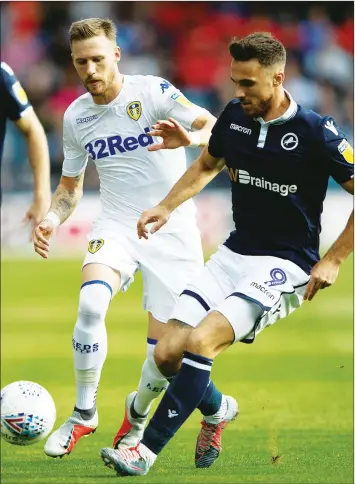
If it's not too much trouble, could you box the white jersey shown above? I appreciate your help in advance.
[62,75,207,231]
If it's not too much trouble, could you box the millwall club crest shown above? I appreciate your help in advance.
[88,239,104,254]
[127,101,142,121]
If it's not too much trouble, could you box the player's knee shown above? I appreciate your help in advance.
[154,338,184,377]
[77,282,112,327]
[154,343,183,377]
[185,328,208,355]
[153,319,194,377]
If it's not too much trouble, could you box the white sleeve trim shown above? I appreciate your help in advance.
[19,105,33,118]
[62,159,88,177]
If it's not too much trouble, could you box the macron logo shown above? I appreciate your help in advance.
[168,409,178,418]
[230,123,251,135]
[228,168,298,197]
[324,120,338,136]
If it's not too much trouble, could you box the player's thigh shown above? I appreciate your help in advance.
[82,263,122,295]
[169,245,240,329]
[186,310,236,359]
[217,255,309,343]
[83,223,139,297]
[147,312,169,341]
[140,230,204,324]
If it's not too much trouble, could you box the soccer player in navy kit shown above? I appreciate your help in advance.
[100,32,354,476]
[0,62,50,228]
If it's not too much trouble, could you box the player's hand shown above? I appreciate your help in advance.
[147,118,192,151]
[137,205,171,239]
[303,258,340,301]
[23,196,50,241]
[33,219,56,259]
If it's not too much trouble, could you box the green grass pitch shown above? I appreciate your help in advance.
[1,256,353,483]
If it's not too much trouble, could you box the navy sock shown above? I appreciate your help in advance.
[197,380,222,416]
[142,351,212,455]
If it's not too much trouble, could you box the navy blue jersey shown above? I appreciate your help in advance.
[0,62,32,160]
[208,93,354,274]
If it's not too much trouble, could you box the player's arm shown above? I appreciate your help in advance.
[14,110,51,224]
[304,120,354,301]
[137,149,225,238]
[304,179,353,301]
[33,173,85,259]
[33,109,88,258]
[320,178,353,263]
[47,172,85,224]
[2,62,51,227]
[148,113,216,152]
[148,77,216,151]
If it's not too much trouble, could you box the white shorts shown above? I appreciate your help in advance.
[170,245,310,343]
[82,217,204,323]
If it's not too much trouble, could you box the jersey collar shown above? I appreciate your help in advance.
[254,90,297,126]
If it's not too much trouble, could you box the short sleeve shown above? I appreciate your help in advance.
[0,62,32,121]
[61,111,88,177]
[149,77,208,130]
[207,103,231,159]
[320,116,354,184]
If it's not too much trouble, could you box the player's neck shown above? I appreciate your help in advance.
[262,89,290,123]
[92,72,124,105]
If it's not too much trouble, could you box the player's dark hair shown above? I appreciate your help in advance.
[229,32,286,67]
[69,18,117,45]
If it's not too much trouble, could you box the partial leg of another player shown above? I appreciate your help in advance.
[101,299,261,476]
[100,249,309,475]
[112,313,169,448]
[112,235,236,454]
[44,263,121,458]
[154,318,239,468]
[112,314,229,450]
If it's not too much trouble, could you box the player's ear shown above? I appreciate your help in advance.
[273,71,284,87]
[115,46,121,63]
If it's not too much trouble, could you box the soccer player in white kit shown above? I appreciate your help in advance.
[33,18,233,458]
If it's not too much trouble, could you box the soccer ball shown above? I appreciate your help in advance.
[1,381,56,446]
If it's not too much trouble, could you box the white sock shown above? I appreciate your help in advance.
[133,340,168,416]
[204,394,228,424]
[73,281,111,411]
[75,368,100,411]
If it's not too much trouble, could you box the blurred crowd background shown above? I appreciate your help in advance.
[1,1,353,192]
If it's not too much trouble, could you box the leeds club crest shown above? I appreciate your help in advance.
[127,101,142,121]
[88,239,104,254]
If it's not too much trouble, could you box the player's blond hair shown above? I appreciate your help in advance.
[69,18,117,45]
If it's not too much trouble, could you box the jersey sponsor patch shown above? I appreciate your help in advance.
[171,92,192,108]
[88,239,104,254]
[338,139,353,164]
[84,127,153,160]
[12,81,28,105]
[228,168,298,197]
[127,101,142,121]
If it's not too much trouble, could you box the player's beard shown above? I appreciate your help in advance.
[84,70,115,98]
[241,96,273,118]
[85,79,107,97]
